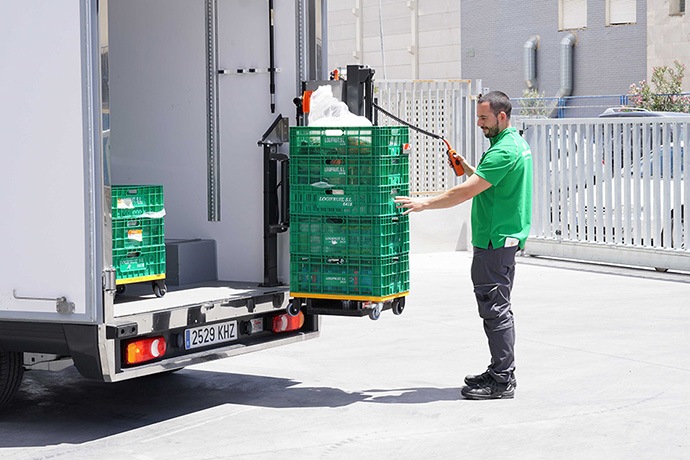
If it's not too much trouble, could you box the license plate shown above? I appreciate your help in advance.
[185,320,238,350]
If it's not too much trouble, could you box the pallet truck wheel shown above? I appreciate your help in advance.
[287,301,300,317]
[369,306,381,321]
[153,283,167,298]
[116,285,126,295]
[392,297,405,315]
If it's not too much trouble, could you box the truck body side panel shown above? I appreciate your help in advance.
[0,1,100,323]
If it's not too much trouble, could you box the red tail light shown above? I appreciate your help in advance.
[272,311,305,333]
[125,336,167,365]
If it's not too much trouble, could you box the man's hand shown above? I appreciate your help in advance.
[394,196,425,215]
[448,153,475,177]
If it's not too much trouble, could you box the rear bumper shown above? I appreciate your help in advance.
[104,329,320,382]
[1,285,321,381]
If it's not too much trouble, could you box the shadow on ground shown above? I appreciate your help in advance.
[0,366,460,448]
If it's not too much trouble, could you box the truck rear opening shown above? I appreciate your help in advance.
[97,0,320,380]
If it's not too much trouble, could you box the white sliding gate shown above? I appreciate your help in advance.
[521,117,690,272]
[374,80,484,195]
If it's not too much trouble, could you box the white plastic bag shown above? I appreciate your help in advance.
[308,85,372,127]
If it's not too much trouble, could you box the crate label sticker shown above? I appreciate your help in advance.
[325,275,347,285]
[117,197,145,208]
[323,165,346,176]
[127,229,143,242]
[324,236,347,246]
[120,258,145,271]
[318,196,353,208]
[117,198,134,209]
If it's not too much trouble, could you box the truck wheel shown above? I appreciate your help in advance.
[0,351,24,410]
[116,285,126,295]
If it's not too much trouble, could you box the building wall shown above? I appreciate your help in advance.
[460,0,648,100]
[327,0,461,80]
[648,0,690,92]
[328,1,689,98]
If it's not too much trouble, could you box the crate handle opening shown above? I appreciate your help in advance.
[324,129,344,137]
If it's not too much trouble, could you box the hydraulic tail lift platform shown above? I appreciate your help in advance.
[280,65,464,321]
[286,65,410,321]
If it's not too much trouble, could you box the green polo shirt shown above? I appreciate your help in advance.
[471,127,533,249]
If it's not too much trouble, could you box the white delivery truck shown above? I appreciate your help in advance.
[0,0,332,408]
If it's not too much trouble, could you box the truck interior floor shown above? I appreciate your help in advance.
[113,282,289,318]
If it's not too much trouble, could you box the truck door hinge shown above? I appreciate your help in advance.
[103,268,117,292]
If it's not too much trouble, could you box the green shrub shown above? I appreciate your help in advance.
[519,88,551,117]
[628,61,690,112]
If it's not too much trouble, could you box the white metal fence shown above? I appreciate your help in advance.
[521,117,690,272]
[374,80,484,195]
[373,81,690,271]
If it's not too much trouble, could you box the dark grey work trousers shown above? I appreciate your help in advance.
[471,244,519,384]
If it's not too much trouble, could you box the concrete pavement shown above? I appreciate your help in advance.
[1,251,689,459]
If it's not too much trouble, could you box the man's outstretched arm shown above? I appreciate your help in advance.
[394,174,491,215]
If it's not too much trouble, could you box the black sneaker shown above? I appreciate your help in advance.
[464,371,517,389]
[461,377,515,400]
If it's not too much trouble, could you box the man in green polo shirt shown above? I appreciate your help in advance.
[394,91,532,400]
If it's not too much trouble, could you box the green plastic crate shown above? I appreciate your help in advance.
[289,126,409,158]
[290,183,408,217]
[112,217,165,250]
[112,185,164,219]
[114,244,166,282]
[290,154,408,187]
[290,253,409,298]
[290,214,409,257]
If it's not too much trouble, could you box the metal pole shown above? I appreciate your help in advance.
[268,0,276,113]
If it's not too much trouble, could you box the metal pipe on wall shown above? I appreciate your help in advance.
[557,33,576,98]
[549,32,576,117]
[523,36,539,90]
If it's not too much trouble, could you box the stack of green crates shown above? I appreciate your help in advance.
[289,126,410,301]
[111,185,166,287]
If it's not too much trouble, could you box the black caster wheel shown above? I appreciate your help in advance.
[392,297,405,315]
[287,300,301,317]
[153,282,167,298]
[116,285,126,295]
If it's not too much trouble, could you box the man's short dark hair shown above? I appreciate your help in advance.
[478,91,512,119]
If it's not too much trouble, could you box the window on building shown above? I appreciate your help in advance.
[607,0,636,25]
[559,0,587,30]
[670,0,686,15]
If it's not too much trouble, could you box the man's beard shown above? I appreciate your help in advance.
[483,125,500,138]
